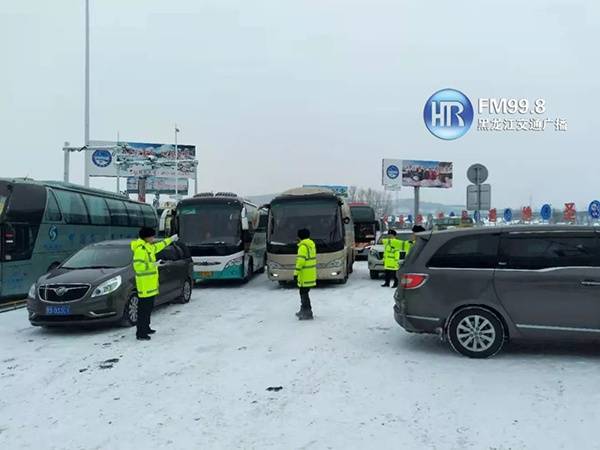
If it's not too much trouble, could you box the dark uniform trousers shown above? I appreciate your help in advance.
[137,296,156,337]
[299,287,312,311]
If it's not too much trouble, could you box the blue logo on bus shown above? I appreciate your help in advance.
[49,225,58,241]
[91,150,112,167]
[386,165,400,179]
[423,88,473,140]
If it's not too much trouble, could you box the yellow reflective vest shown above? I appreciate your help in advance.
[382,237,403,270]
[131,237,173,298]
[294,238,317,288]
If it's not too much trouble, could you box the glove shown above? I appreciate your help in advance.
[170,234,179,242]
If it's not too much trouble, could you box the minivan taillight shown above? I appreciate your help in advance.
[400,273,428,290]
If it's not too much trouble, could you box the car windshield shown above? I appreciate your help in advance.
[62,246,132,269]
[270,199,342,245]
[178,202,242,245]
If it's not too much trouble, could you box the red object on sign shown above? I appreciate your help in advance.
[437,212,445,219]
[489,208,497,222]
[522,206,532,222]
[399,215,405,225]
[416,214,423,224]
[564,203,576,222]
[461,210,469,219]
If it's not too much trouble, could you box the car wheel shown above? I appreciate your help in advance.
[178,278,192,304]
[447,307,505,358]
[369,270,379,280]
[120,294,139,327]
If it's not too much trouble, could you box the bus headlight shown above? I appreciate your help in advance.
[92,276,122,298]
[28,283,37,299]
[224,257,243,269]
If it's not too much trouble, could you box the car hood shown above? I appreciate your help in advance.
[38,267,130,286]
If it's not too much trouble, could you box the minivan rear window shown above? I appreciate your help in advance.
[428,234,499,269]
[499,234,599,270]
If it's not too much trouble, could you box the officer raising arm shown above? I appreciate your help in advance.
[131,227,179,341]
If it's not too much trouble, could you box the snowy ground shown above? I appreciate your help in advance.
[1,262,599,450]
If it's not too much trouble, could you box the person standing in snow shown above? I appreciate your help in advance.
[294,228,317,320]
[131,227,179,340]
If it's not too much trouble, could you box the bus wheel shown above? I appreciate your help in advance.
[243,259,254,283]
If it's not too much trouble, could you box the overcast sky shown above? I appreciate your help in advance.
[1,0,598,209]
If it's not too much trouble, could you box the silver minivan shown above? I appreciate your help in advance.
[394,226,600,358]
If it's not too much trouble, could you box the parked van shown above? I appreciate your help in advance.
[395,225,600,358]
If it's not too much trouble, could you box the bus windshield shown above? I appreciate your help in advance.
[178,203,242,245]
[270,199,342,245]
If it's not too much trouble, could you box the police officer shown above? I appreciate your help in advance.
[294,228,317,320]
[131,227,179,340]
[381,229,402,288]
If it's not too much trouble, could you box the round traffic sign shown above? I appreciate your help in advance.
[467,163,488,185]
[588,200,600,219]
[503,208,513,222]
[540,204,552,221]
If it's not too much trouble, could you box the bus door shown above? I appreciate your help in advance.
[1,222,37,298]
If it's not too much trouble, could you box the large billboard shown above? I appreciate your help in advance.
[86,140,196,179]
[126,176,189,195]
[381,159,402,190]
[401,160,453,188]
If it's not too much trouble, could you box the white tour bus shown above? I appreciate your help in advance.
[175,192,266,283]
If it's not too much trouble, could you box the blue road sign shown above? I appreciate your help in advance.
[588,200,600,219]
[540,204,552,221]
[503,208,513,222]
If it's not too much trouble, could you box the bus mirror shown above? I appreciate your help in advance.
[343,217,351,225]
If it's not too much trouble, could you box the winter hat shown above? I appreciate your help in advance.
[139,227,156,239]
[297,228,310,240]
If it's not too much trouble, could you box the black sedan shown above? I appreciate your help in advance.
[27,240,193,327]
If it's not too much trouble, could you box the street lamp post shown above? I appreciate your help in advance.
[84,0,90,187]
[174,125,180,198]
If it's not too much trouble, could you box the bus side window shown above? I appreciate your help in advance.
[53,190,90,224]
[105,199,129,226]
[45,189,63,222]
[124,202,144,227]
[82,195,110,225]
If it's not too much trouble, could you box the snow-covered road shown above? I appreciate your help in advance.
[1,262,599,450]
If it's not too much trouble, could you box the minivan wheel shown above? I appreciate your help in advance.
[447,307,505,359]
[120,294,139,327]
[178,278,192,304]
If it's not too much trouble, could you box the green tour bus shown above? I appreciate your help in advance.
[0,178,158,301]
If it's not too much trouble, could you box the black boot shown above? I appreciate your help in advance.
[147,329,157,334]
[136,335,151,341]
[297,308,314,320]
[381,282,390,287]
[391,282,398,288]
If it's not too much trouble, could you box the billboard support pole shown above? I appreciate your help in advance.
[413,186,420,219]
[63,145,70,183]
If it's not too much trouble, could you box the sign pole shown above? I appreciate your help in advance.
[83,0,90,187]
[63,143,70,182]
[413,186,420,219]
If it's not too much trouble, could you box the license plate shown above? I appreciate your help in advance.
[46,305,71,315]
[199,272,213,278]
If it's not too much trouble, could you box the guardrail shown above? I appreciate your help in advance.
[0,299,26,314]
